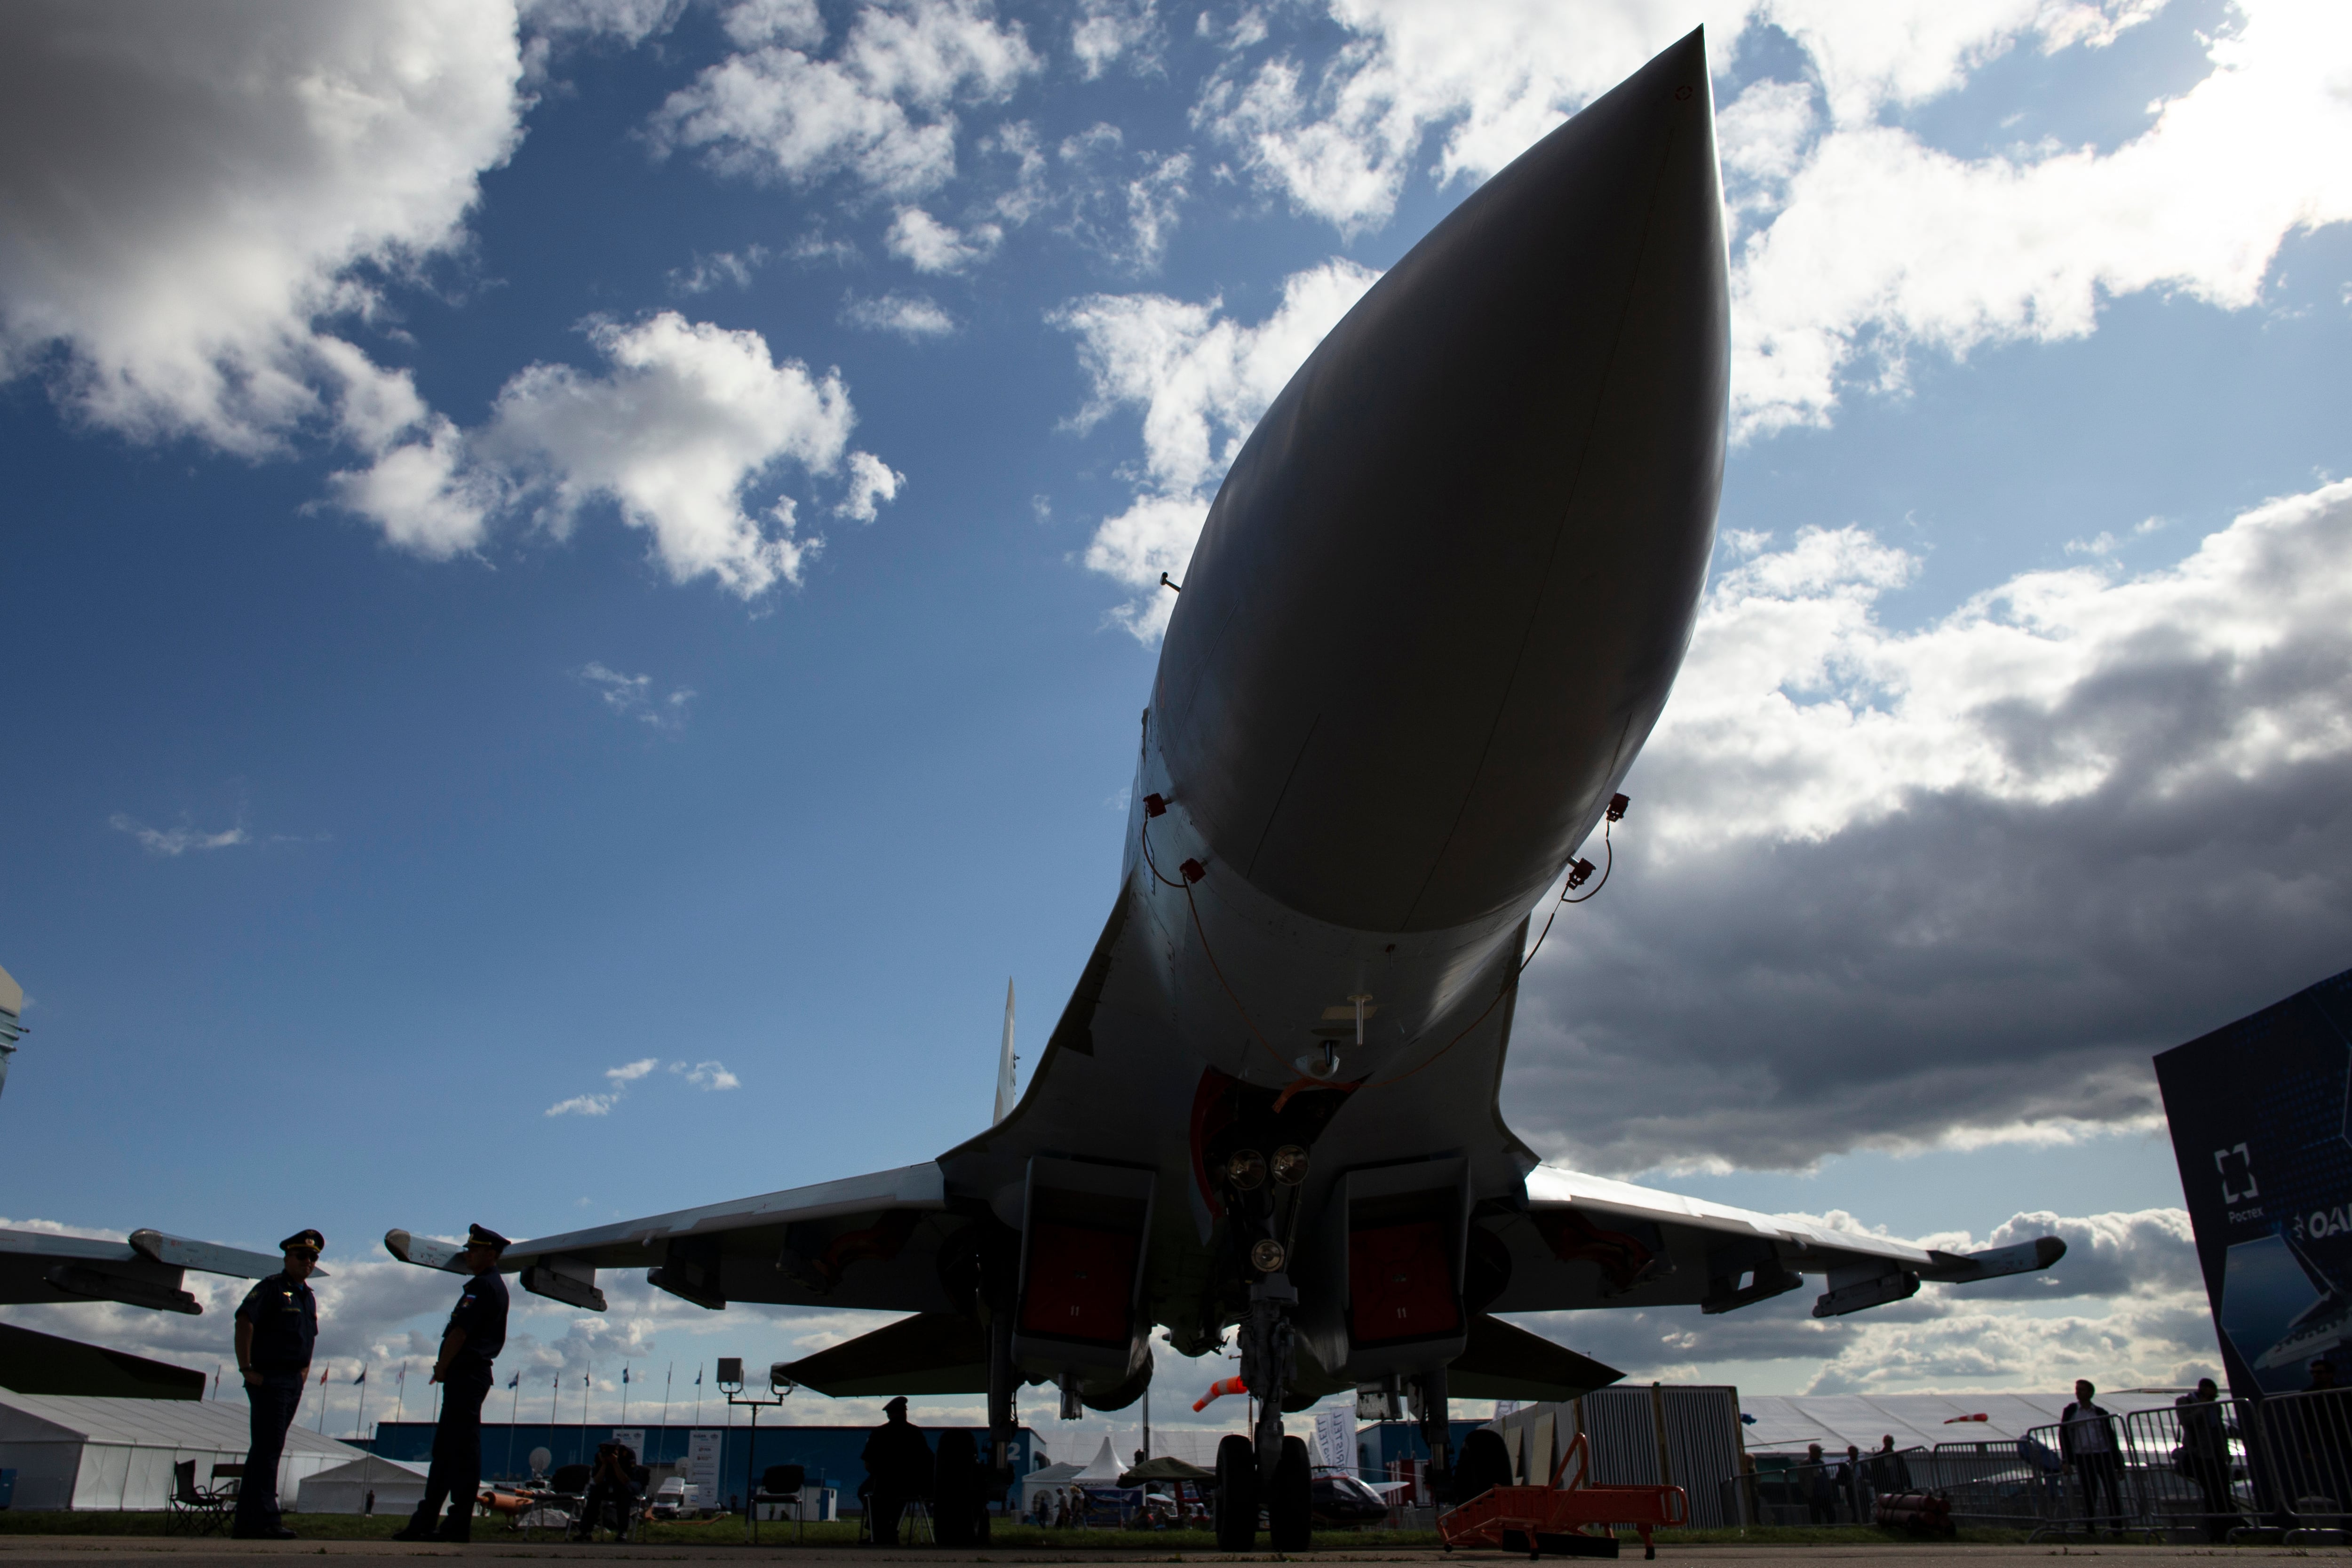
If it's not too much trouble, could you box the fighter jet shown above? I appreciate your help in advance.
[388,30,2063,1548]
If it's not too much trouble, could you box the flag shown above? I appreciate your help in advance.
[318,1368,329,1386]
[508,1371,519,1389]
[353,1368,366,1385]
[583,1372,590,1386]
[622,1367,630,1384]
[695,1369,702,1385]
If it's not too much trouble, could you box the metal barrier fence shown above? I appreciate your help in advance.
[1723,1449,2043,1530]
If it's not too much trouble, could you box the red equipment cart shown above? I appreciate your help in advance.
[1438,1432,1687,1560]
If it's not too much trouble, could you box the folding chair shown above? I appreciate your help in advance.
[753,1465,808,1544]
[166,1459,233,1535]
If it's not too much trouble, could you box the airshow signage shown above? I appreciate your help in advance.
[2156,965,2352,1398]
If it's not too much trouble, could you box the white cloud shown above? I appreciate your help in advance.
[885,206,1002,272]
[1053,259,1379,636]
[1191,0,1745,235]
[1056,128,1192,271]
[606,1057,660,1084]
[837,450,906,521]
[650,0,1039,200]
[842,290,959,338]
[483,312,858,596]
[671,1059,742,1090]
[1071,0,1159,80]
[522,0,687,46]
[1732,1,2352,437]
[667,247,772,294]
[108,814,248,857]
[545,1092,619,1117]
[580,662,695,729]
[1503,477,2352,1172]
[1187,3,2350,437]
[0,0,524,455]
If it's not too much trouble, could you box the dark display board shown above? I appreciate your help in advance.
[2156,966,2352,1398]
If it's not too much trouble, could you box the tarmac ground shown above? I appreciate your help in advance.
[0,1543,2344,1568]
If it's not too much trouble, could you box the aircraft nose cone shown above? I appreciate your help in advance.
[1154,28,1727,934]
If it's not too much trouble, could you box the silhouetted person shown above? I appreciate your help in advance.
[2178,1377,2240,1543]
[1803,1444,1837,1525]
[395,1226,509,1542]
[1869,1436,1912,1496]
[574,1437,641,1542]
[2060,1378,2124,1536]
[231,1229,322,1540]
[861,1395,931,1545]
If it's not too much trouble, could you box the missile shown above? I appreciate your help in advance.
[1156,27,1726,937]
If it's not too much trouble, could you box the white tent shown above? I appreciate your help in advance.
[1072,1435,1123,1484]
[0,1393,363,1511]
[1016,1461,1085,1518]
[296,1455,428,1515]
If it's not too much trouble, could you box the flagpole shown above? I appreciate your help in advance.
[622,1366,630,1424]
[664,1363,674,1435]
[396,1363,407,1425]
[694,1366,702,1427]
[357,1368,368,1442]
[581,1369,591,1467]
[506,1373,521,1482]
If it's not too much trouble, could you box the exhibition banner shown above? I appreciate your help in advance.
[2156,965,2352,1398]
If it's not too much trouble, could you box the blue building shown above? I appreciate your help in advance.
[361,1422,1045,1512]
[1355,1419,1490,1481]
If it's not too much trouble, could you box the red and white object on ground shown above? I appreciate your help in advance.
[1436,1432,1687,1561]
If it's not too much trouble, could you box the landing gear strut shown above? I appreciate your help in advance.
[1414,1367,1453,1505]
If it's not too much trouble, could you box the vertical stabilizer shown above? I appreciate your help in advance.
[993,978,1017,1124]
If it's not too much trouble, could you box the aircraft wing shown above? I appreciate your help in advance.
[385,1162,957,1315]
[1483,1165,2065,1320]
[0,1227,302,1315]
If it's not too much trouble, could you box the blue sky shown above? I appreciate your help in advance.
[3,0,2349,1440]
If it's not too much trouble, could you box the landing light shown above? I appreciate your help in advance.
[1271,1146,1309,1186]
[1226,1150,1266,1189]
[1250,1239,1286,1273]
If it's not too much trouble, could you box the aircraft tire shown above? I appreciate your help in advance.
[1214,1434,1260,1552]
[1267,1434,1313,1551]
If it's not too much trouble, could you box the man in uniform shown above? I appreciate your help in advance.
[231,1229,322,1539]
[860,1395,932,1545]
[395,1225,509,1542]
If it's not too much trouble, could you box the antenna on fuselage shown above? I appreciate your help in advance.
[993,978,1017,1124]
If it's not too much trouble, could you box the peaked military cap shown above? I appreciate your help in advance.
[883,1395,909,1413]
[280,1229,325,1255]
[467,1223,511,1251]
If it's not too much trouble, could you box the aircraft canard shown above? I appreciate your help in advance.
[386,27,2066,1533]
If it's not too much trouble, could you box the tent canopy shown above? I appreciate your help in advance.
[1072,1436,1122,1484]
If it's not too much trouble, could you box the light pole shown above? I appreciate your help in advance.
[717,1358,794,1544]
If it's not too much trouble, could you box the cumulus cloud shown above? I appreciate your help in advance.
[1053,259,1378,636]
[335,311,897,597]
[0,1,523,455]
[1188,1,2350,435]
[1503,478,2352,1173]
[842,290,959,338]
[885,205,1002,271]
[1731,1,2352,436]
[837,450,906,521]
[1055,127,1191,271]
[108,814,248,857]
[650,0,1039,200]
[1510,1207,2217,1394]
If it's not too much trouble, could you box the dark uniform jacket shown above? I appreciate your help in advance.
[235,1271,318,1374]
[445,1269,508,1380]
[861,1417,933,1498]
